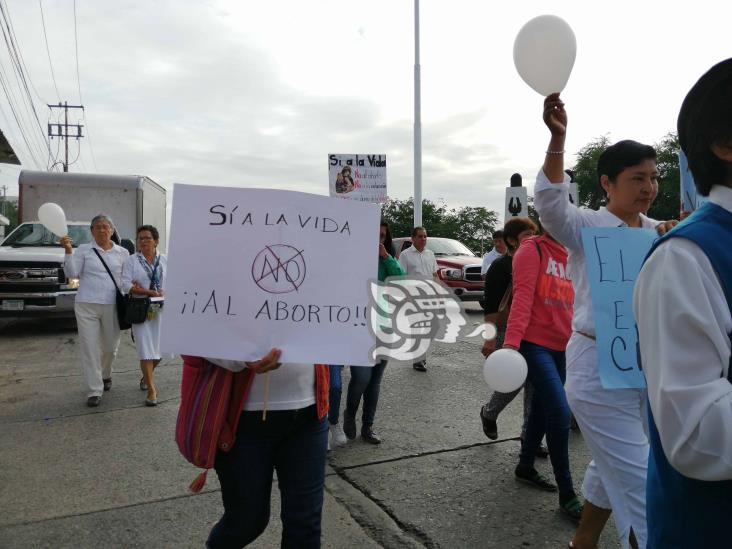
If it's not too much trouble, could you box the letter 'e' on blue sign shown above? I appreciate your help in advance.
[581,227,658,389]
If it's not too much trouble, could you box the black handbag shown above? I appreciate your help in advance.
[93,248,132,330]
[124,295,150,324]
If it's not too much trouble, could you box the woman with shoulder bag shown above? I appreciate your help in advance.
[121,225,167,407]
[61,214,130,407]
[479,217,541,445]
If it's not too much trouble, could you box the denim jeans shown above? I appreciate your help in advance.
[518,341,573,494]
[345,360,387,428]
[207,405,328,549]
[328,365,343,425]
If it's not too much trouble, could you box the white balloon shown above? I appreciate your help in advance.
[513,15,577,96]
[483,348,528,393]
[38,202,68,238]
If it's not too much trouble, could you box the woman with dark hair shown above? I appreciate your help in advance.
[634,58,732,547]
[534,95,676,549]
[342,220,404,444]
[121,225,166,406]
[480,218,542,447]
[501,226,580,521]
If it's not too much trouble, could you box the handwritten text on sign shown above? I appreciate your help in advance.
[160,184,380,365]
[581,228,658,389]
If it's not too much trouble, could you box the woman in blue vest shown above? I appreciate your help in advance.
[634,58,732,548]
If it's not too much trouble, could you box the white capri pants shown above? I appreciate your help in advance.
[564,333,648,549]
[75,302,121,397]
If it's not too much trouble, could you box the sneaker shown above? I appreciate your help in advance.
[343,413,357,440]
[102,378,112,391]
[87,396,101,407]
[559,495,583,523]
[412,361,427,372]
[480,405,498,440]
[514,465,557,492]
[329,423,348,447]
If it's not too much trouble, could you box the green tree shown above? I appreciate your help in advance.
[570,134,680,220]
[572,135,610,209]
[649,133,681,221]
[444,206,498,254]
[1,199,18,235]
[380,198,498,253]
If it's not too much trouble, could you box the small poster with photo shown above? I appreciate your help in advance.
[328,154,387,203]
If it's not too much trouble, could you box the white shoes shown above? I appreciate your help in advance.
[329,423,348,448]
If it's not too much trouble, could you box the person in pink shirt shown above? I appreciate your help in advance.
[502,230,581,522]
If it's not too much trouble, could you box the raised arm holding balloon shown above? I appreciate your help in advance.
[533,97,674,549]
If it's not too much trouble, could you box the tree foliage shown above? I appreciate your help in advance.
[571,133,681,221]
[0,199,18,236]
[380,198,499,254]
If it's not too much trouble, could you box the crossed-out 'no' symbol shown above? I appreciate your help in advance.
[251,244,307,294]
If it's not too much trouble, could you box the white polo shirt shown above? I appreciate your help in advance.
[398,245,438,277]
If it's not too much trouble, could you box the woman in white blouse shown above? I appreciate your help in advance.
[61,214,130,407]
[534,95,676,549]
[121,225,166,406]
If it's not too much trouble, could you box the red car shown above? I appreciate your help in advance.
[391,236,484,301]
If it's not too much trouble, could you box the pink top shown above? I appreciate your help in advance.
[504,235,574,352]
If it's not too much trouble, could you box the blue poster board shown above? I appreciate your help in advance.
[679,150,708,213]
[581,227,658,389]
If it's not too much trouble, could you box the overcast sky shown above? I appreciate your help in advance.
[0,0,729,219]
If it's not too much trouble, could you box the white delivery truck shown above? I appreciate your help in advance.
[0,170,166,316]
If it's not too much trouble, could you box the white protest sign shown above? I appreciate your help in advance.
[329,154,387,203]
[504,187,528,221]
[160,184,380,365]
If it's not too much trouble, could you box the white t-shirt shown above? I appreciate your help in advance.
[480,248,503,278]
[206,359,315,411]
[398,245,438,277]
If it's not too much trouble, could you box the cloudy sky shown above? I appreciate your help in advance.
[0,0,729,219]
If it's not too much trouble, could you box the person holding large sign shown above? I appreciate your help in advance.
[533,95,676,549]
[634,58,732,548]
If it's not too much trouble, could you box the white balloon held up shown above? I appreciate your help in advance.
[513,15,576,96]
[38,202,68,238]
[483,348,528,393]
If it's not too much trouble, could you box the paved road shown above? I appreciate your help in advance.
[0,307,620,548]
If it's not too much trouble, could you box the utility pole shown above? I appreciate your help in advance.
[47,102,84,172]
[413,0,422,228]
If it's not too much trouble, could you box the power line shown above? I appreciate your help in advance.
[73,0,97,171]
[0,0,50,167]
[48,101,84,172]
[38,0,60,101]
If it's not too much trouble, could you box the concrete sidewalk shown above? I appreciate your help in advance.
[0,315,621,548]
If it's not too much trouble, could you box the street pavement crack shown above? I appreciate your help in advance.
[0,489,221,529]
[330,465,437,549]
[335,438,519,472]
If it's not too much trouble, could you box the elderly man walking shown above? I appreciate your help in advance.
[398,226,438,372]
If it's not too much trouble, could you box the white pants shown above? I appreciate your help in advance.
[565,333,648,549]
[75,302,121,397]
